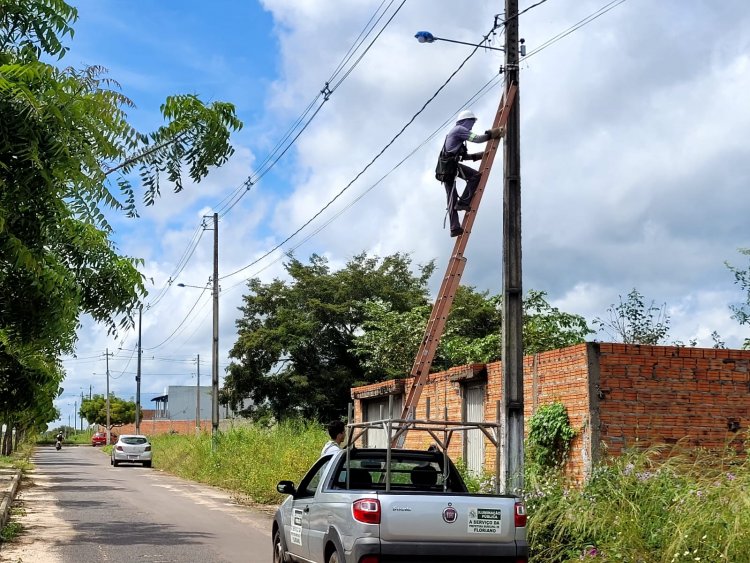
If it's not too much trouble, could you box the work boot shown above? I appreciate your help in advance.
[450,227,464,237]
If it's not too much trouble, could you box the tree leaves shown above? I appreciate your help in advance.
[0,0,242,439]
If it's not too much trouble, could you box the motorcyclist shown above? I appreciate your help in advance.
[56,431,63,443]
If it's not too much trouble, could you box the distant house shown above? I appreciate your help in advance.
[113,385,251,436]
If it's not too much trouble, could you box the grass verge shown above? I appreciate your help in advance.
[150,419,326,505]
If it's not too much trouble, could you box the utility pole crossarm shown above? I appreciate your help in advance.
[393,84,517,447]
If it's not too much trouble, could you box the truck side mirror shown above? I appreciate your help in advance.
[277,480,297,495]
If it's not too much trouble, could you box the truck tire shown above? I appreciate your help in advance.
[327,550,340,563]
[273,529,287,563]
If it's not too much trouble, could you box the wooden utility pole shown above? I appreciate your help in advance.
[501,0,524,493]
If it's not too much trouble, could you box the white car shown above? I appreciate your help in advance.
[111,434,152,468]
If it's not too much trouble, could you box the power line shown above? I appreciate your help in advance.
[143,285,210,351]
[215,0,409,219]
[521,0,627,61]
[220,23,502,282]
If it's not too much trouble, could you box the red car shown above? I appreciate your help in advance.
[91,432,116,446]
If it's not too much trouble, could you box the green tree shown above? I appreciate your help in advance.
[0,0,242,444]
[79,394,136,429]
[593,289,670,345]
[353,288,592,376]
[224,253,434,422]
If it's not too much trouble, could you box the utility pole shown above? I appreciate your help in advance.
[501,0,524,494]
[210,212,220,450]
[74,401,77,433]
[196,353,201,434]
[105,348,112,445]
[136,305,143,434]
[80,391,84,431]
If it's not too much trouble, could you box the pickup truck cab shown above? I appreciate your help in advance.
[273,448,528,563]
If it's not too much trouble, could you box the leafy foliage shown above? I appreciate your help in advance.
[0,0,242,448]
[354,288,592,375]
[79,394,136,428]
[526,402,576,472]
[224,253,434,421]
[593,288,670,344]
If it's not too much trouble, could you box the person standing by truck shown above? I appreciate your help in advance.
[320,420,345,457]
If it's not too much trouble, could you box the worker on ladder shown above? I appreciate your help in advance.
[435,110,504,237]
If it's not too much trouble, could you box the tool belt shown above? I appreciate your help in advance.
[435,142,466,182]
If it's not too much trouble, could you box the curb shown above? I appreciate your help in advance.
[0,469,22,529]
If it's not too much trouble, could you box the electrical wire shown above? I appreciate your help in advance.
[215,0,409,219]
[143,285,210,351]
[220,74,506,296]
[220,22,501,282]
[110,344,136,379]
[143,223,206,310]
[139,0,623,353]
[521,0,627,61]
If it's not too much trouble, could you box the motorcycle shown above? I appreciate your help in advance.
[55,436,63,450]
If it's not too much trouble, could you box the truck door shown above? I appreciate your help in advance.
[288,456,331,560]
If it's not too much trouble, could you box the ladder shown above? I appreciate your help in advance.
[392,82,517,447]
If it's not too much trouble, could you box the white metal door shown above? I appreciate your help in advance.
[464,385,485,475]
[364,396,401,448]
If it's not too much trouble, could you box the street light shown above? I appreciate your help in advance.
[177,278,219,451]
[414,30,504,52]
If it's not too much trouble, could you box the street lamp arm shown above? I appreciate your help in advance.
[414,31,504,52]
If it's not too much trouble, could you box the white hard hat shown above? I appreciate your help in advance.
[456,109,477,122]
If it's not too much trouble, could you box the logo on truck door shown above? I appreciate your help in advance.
[291,508,303,545]
[442,503,458,523]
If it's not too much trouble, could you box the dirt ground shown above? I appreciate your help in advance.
[0,474,72,563]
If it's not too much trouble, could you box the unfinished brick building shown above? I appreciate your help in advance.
[351,342,750,480]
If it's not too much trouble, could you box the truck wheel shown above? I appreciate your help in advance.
[327,550,340,563]
[273,529,287,563]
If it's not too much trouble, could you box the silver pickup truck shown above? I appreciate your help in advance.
[272,448,528,563]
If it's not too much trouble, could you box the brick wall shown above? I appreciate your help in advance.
[351,342,750,481]
[104,419,209,437]
[594,343,750,456]
[352,344,594,480]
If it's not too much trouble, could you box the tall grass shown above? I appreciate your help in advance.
[526,444,750,562]
[150,420,326,504]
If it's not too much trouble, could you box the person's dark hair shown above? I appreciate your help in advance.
[327,419,345,439]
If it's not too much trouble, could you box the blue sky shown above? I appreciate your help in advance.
[56,0,750,427]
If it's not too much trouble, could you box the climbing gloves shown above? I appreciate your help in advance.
[485,126,505,139]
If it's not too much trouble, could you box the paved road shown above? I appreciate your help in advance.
[0,445,274,563]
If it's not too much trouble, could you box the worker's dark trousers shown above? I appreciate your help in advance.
[443,164,480,233]
[457,163,480,205]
